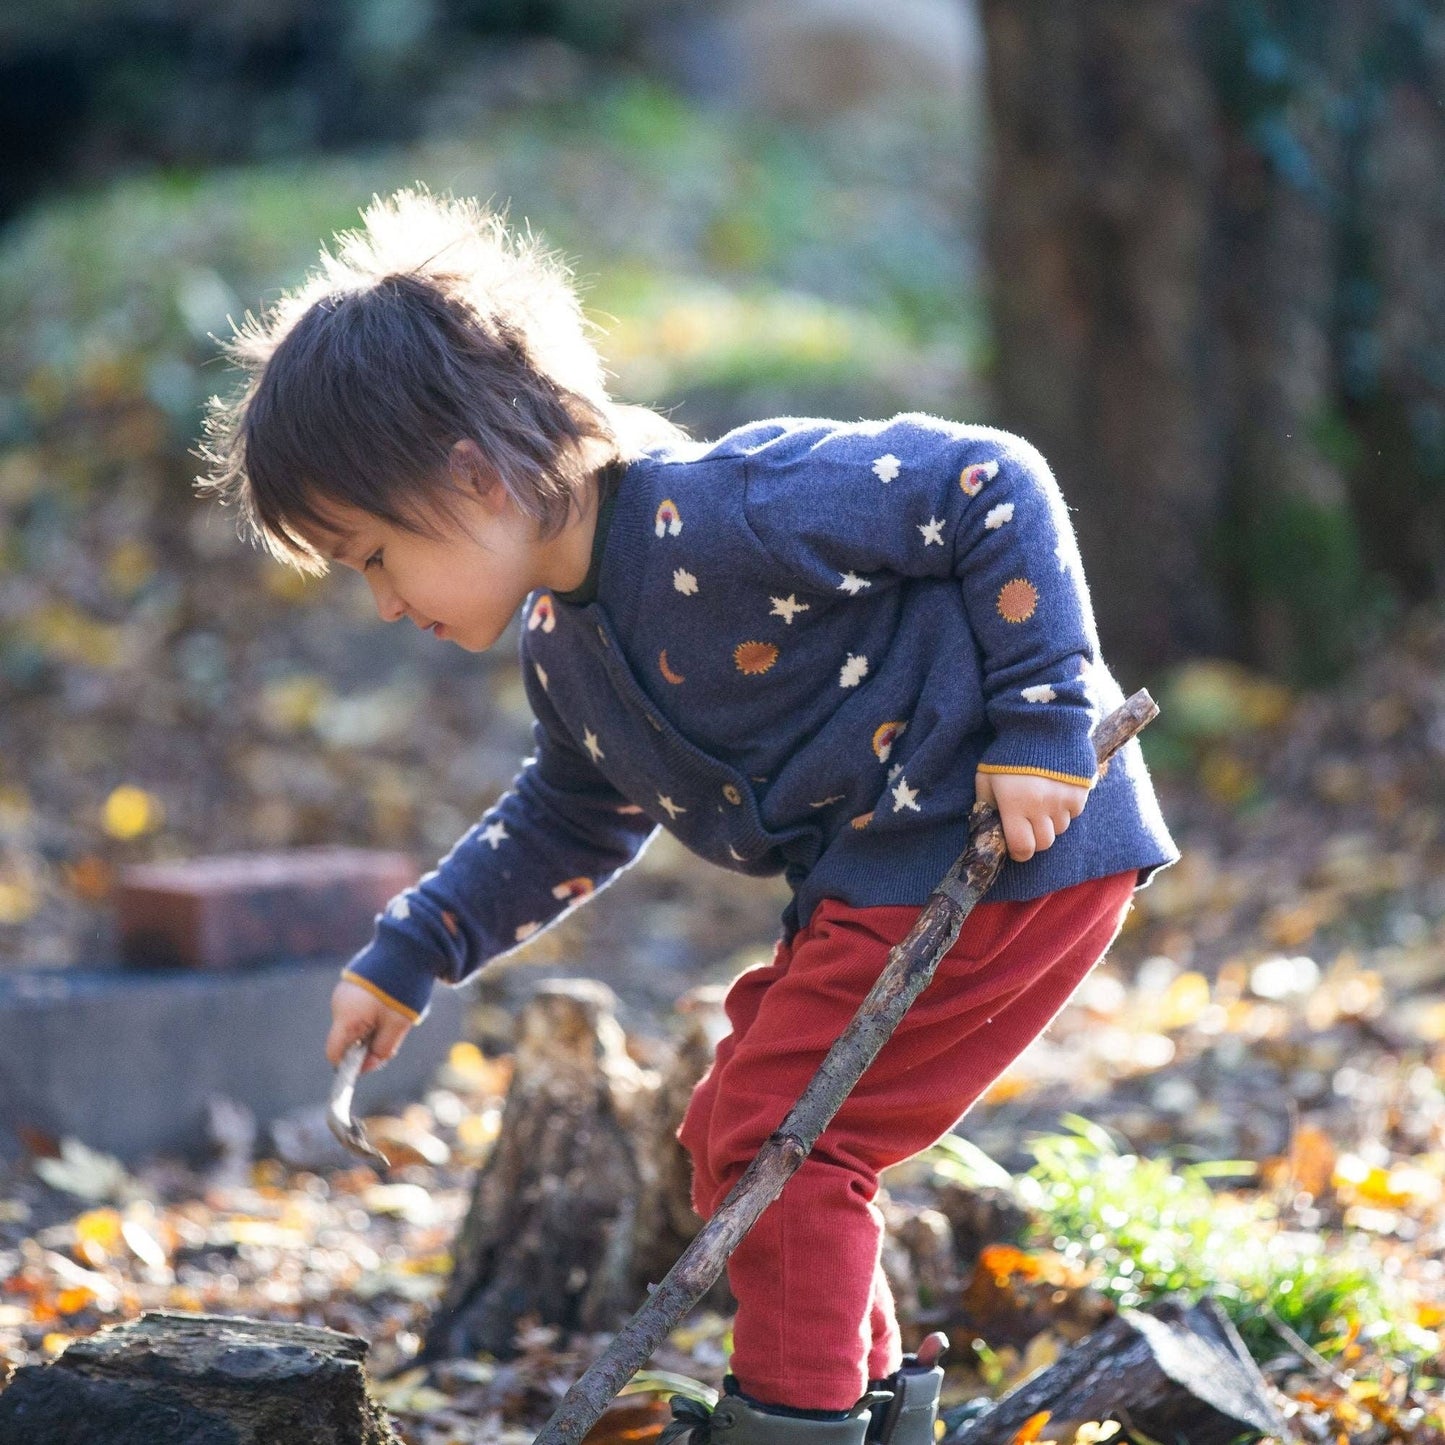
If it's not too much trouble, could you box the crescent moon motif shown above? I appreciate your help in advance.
[659,649,686,685]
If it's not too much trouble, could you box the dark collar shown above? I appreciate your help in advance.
[553,459,625,607]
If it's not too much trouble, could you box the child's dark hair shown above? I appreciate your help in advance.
[197,187,684,574]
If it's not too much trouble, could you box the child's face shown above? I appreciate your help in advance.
[304,483,554,653]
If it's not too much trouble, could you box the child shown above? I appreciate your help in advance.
[198,189,1177,1445]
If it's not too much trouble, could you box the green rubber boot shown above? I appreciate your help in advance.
[865,1333,949,1445]
[660,1379,885,1445]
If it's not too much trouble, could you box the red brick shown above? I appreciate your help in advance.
[116,848,416,971]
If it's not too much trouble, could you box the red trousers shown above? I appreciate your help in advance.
[677,869,1138,1411]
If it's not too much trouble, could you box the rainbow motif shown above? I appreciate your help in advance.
[527,593,556,632]
[551,877,596,902]
[960,459,999,496]
[871,721,908,763]
[655,499,683,537]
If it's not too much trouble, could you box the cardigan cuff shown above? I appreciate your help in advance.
[341,935,439,1022]
[977,724,1099,791]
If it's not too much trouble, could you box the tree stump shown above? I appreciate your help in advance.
[945,1296,1288,1445]
[0,1311,400,1445]
[422,979,728,1362]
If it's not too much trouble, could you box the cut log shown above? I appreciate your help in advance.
[0,1310,400,1445]
[943,1296,1289,1445]
[421,979,728,1362]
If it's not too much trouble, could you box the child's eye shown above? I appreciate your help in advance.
[363,549,383,570]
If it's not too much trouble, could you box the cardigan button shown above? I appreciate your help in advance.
[722,784,742,805]
[646,713,662,731]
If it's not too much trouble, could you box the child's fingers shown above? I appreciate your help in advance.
[360,1011,411,1074]
[325,1012,369,1068]
[1000,811,1037,863]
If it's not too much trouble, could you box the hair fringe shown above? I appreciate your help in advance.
[195,186,686,573]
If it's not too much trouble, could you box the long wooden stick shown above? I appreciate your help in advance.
[531,690,1160,1445]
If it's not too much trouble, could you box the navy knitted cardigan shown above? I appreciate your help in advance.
[344,414,1179,1020]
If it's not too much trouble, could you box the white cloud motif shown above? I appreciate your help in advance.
[674,568,698,595]
[872,454,901,483]
[839,654,869,688]
[386,895,411,921]
[985,503,1015,530]
[1021,684,1057,704]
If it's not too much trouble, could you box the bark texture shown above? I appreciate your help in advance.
[421,978,728,1362]
[945,1296,1287,1445]
[981,0,1445,679]
[0,1311,399,1445]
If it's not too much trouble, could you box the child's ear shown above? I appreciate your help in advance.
[449,439,505,509]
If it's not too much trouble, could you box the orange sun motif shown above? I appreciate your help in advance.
[997,578,1039,624]
[734,640,779,675]
[659,649,686,684]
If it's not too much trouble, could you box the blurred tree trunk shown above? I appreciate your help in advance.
[980,0,1445,682]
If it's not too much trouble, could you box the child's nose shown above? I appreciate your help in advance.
[366,573,407,624]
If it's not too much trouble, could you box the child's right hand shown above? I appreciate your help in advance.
[326,979,415,1074]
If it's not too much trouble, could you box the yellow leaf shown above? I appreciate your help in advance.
[105,539,156,596]
[73,1207,124,1265]
[1158,971,1211,1030]
[0,876,39,925]
[259,675,330,732]
[102,785,164,840]
[29,601,124,668]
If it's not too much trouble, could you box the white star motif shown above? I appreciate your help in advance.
[872,454,901,483]
[514,921,540,942]
[891,776,922,812]
[657,793,687,820]
[839,653,869,688]
[985,503,1015,530]
[1021,684,1057,704]
[386,894,411,921]
[770,594,810,624]
[534,662,549,690]
[673,568,698,596]
[480,819,509,849]
[582,728,604,763]
[918,516,945,546]
[838,571,871,595]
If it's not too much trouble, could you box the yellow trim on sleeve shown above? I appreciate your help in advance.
[340,970,423,1024]
[976,762,1096,789]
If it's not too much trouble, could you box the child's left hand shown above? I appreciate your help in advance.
[974,770,1090,863]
